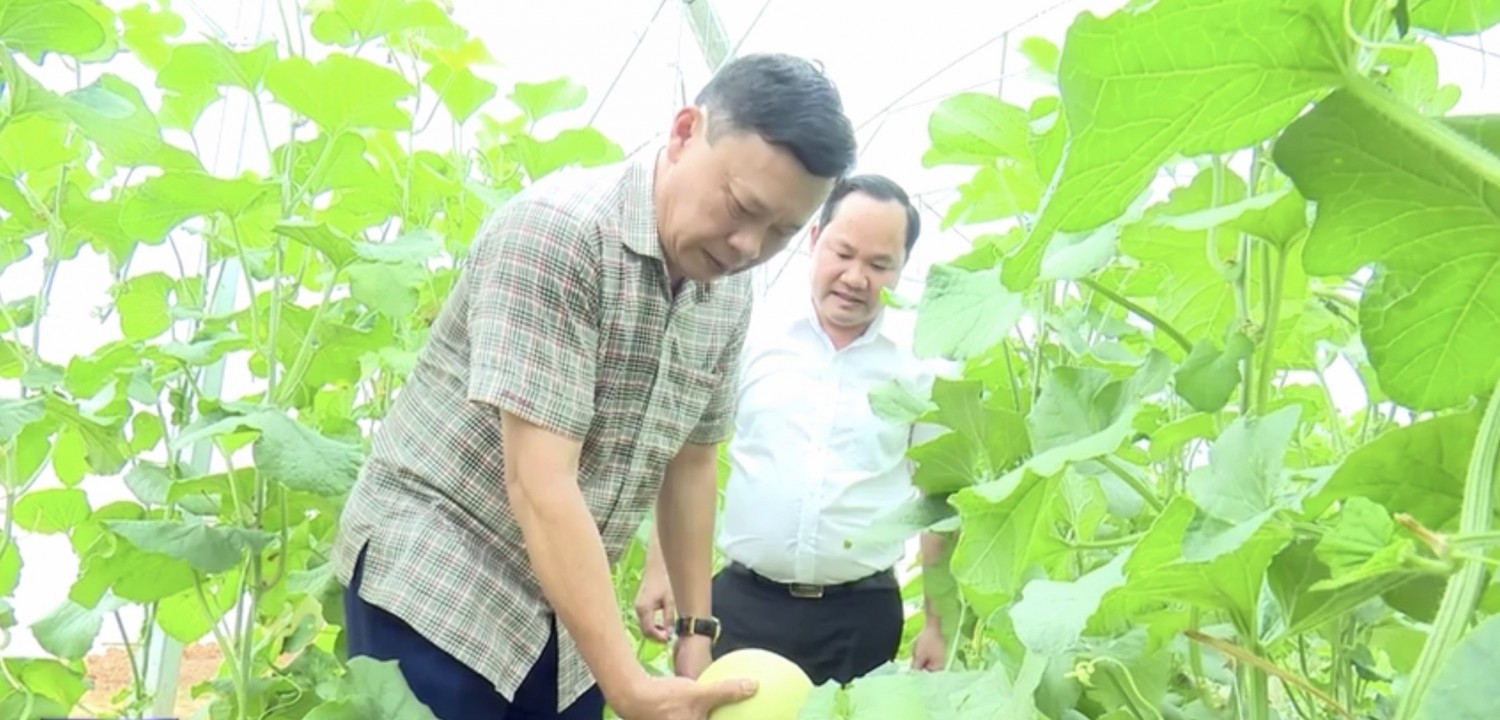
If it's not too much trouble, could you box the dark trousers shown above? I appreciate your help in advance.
[343,544,605,720]
[710,562,904,686]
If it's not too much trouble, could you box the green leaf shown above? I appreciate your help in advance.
[1408,0,1500,35]
[913,262,1024,361]
[1274,84,1500,411]
[0,542,19,596]
[62,74,194,169]
[348,261,423,317]
[509,78,587,123]
[1011,551,1129,656]
[276,220,359,269]
[266,54,416,133]
[424,61,496,124]
[113,271,176,341]
[949,472,1070,603]
[0,395,44,442]
[251,409,364,497]
[0,658,87,715]
[0,0,111,61]
[12,488,90,534]
[1187,404,1301,526]
[1107,496,1293,635]
[309,0,460,48]
[1418,612,1500,719]
[1302,392,1477,531]
[306,657,439,720]
[921,93,1034,167]
[1310,497,1410,591]
[845,495,957,549]
[104,519,277,574]
[355,229,444,264]
[158,39,277,93]
[511,127,624,180]
[1153,186,1309,250]
[868,376,938,425]
[119,3,184,69]
[1024,349,1172,477]
[1172,334,1253,412]
[1012,0,1350,291]
[31,595,126,660]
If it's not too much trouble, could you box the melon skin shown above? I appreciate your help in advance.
[697,648,814,720]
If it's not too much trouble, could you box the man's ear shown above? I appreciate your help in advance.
[807,222,822,249]
[665,106,703,160]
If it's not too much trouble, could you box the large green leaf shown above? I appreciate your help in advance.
[1011,551,1129,656]
[1303,410,1477,531]
[0,0,111,61]
[1181,404,1302,561]
[1274,83,1500,411]
[948,472,1070,605]
[105,519,277,574]
[1024,349,1171,477]
[1009,0,1353,290]
[266,53,416,133]
[1418,612,1500,719]
[1409,0,1500,34]
[912,262,1025,361]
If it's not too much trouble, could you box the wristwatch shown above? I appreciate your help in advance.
[674,616,721,644]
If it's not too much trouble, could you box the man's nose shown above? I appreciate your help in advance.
[726,230,763,264]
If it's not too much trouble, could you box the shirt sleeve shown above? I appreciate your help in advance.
[686,293,753,446]
[463,195,599,442]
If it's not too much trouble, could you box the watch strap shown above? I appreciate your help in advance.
[674,616,720,644]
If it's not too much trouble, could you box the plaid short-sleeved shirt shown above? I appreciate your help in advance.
[331,151,752,711]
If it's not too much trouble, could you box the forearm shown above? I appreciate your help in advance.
[655,446,718,618]
[504,422,644,697]
[919,531,947,625]
[643,522,667,578]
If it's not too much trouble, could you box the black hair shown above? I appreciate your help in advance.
[816,174,922,259]
[694,53,858,180]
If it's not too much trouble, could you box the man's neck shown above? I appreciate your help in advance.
[818,313,874,351]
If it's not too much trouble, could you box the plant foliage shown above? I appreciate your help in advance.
[3,1,1500,720]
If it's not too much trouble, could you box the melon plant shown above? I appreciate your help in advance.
[1,0,1500,720]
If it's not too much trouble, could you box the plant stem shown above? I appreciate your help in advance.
[1393,378,1500,720]
[1079,278,1194,354]
[1255,241,1286,413]
[1098,455,1164,513]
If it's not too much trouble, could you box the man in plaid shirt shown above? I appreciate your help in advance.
[331,53,858,720]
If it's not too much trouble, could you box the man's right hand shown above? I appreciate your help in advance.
[611,674,757,720]
[633,564,676,643]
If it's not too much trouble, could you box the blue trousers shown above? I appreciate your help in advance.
[342,544,606,719]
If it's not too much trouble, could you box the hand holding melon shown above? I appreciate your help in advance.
[697,648,814,720]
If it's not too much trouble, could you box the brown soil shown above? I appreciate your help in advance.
[80,642,223,718]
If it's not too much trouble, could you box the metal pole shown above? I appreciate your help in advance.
[682,0,733,72]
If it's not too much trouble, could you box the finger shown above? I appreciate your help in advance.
[699,678,758,707]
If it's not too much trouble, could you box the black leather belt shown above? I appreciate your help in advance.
[725,561,897,599]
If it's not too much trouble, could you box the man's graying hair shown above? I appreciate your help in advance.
[695,53,858,180]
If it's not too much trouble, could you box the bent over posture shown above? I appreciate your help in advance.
[331,54,857,720]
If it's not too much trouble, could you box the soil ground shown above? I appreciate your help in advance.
[80,642,221,718]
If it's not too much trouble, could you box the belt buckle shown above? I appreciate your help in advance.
[788,583,824,599]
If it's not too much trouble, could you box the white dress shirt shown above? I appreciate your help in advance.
[716,290,941,586]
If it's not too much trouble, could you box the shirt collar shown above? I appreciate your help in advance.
[614,148,713,302]
[790,293,892,351]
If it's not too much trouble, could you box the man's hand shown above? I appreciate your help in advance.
[672,635,713,679]
[633,563,676,643]
[613,674,756,720]
[911,621,946,671]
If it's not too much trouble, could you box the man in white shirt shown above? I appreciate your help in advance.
[632,174,948,687]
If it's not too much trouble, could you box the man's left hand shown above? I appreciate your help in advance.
[672,635,714,679]
[911,622,946,671]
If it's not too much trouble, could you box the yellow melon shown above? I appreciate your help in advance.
[697,648,814,720]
